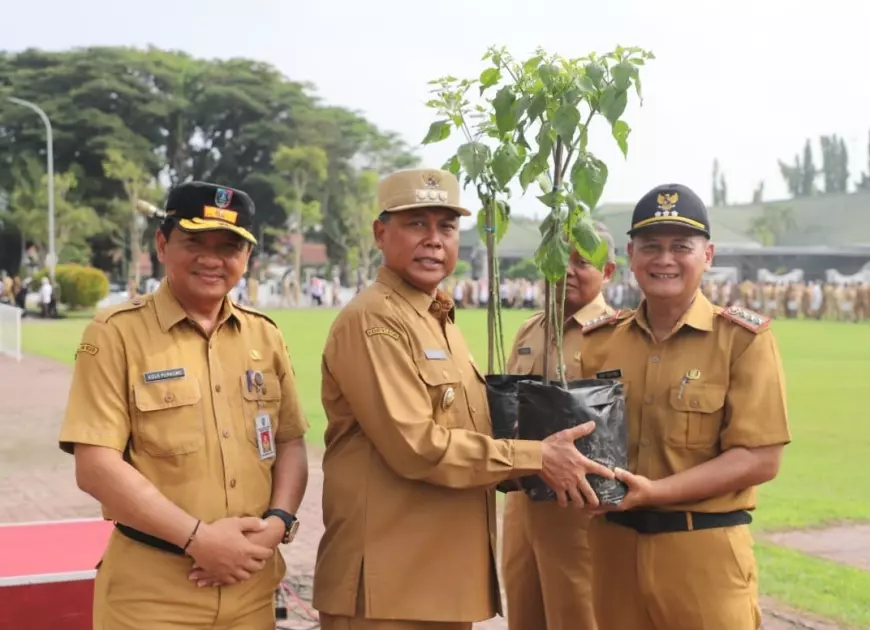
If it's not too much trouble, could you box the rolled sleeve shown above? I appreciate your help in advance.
[720,330,791,450]
[59,321,131,455]
[325,309,541,488]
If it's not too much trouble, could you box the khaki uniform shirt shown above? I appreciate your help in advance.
[507,293,611,380]
[59,280,308,524]
[313,267,543,623]
[579,293,791,514]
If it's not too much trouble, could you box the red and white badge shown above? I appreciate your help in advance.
[255,413,275,460]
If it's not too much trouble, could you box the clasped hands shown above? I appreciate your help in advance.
[185,516,285,588]
[539,420,655,512]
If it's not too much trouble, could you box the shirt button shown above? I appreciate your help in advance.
[690,400,700,408]
[222,430,230,438]
[644,395,654,404]
[229,479,237,488]
[215,384,222,393]
[164,393,174,403]
[470,406,477,413]
[650,356,660,363]
[640,437,650,446]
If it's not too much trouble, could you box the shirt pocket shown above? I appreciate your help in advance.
[415,357,464,429]
[666,383,726,449]
[239,371,283,448]
[133,379,204,456]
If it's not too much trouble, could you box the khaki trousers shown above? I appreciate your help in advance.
[589,516,762,630]
[501,491,596,630]
[92,529,282,629]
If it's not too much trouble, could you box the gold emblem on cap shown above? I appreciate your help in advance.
[441,387,456,410]
[656,192,679,212]
[422,171,442,188]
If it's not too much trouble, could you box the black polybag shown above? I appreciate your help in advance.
[485,374,542,493]
[516,378,628,506]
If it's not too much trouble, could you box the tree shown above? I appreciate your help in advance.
[8,156,101,266]
[423,45,652,381]
[819,134,849,194]
[747,205,796,246]
[102,149,161,288]
[751,181,764,204]
[778,139,818,198]
[271,144,329,304]
[857,131,870,191]
[711,159,728,206]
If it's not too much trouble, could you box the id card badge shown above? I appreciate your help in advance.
[255,413,276,460]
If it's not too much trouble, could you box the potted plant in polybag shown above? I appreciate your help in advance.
[423,45,653,504]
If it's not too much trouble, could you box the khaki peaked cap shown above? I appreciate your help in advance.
[377,168,471,217]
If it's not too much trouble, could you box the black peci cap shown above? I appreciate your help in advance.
[627,183,710,238]
[163,181,257,245]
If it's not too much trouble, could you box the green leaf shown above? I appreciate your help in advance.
[519,154,549,192]
[523,55,543,73]
[612,120,631,158]
[457,142,491,181]
[585,62,605,88]
[570,216,610,271]
[526,91,547,122]
[600,87,628,124]
[536,172,553,194]
[536,122,554,159]
[493,86,518,135]
[535,219,571,282]
[491,141,527,188]
[552,105,580,146]
[612,61,633,91]
[422,120,451,145]
[538,63,561,90]
[477,200,509,244]
[570,154,609,211]
[479,67,501,92]
[442,154,461,176]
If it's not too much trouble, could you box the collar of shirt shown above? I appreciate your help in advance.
[632,290,716,338]
[153,279,240,333]
[375,267,456,322]
[534,293,610,330]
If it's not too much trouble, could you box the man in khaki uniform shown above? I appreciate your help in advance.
[59,182,310,629]
[577,184,791,630]
[501,227,618,630]
[313,168,615,630]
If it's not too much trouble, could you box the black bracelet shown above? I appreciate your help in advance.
[182,519,201,553]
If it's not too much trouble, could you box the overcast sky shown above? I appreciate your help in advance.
[5,0,870,226]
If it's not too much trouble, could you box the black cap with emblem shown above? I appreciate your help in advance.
[162,181,257,245]
[627,183,710,239]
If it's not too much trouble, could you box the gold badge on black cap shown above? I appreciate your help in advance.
[656,192,679,213]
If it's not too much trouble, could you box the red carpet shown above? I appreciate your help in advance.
[0,519,112,580]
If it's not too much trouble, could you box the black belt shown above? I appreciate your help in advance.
[114,523,187,556]
[605,509,751,534]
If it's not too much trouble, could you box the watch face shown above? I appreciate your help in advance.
[284,519,300,544]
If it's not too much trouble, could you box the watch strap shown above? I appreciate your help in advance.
[262,509,299,543]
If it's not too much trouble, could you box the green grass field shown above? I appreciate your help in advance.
[22,310,870,628]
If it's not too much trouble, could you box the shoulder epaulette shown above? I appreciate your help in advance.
[93,295,149,324]
[581,309,632,334]
[718,305,771,333]
[233,302,279,328]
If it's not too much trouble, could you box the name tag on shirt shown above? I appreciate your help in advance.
[517,347,532,355]
[255,413,276,460]
[143,368,186,383]
[596,369,623,380]
[424,349,448,360]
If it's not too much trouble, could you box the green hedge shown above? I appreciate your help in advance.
[29,264,110,309]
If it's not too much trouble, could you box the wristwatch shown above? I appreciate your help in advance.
[263,509,299,544]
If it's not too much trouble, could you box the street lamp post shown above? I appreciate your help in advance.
[7,97,56,284]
